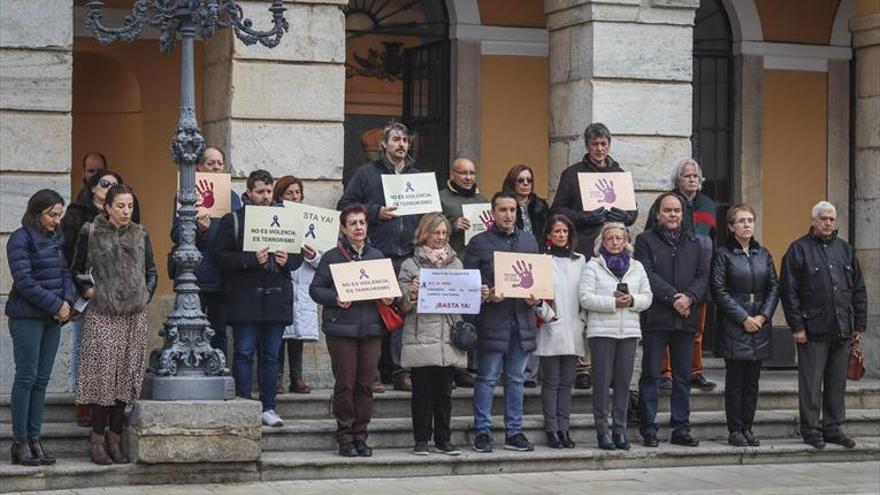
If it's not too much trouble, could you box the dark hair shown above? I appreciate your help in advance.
[651,191,684,218]
[544,214,579,259]
[583,122,612,144]
[339,204,369,225]
[198,146,225,166]
[246,169,274,191]
[491,191,518,210]
[82,170,124,205]
[22,189,65,232]
[501,163,535,196]
[273,175,304,203]
[103,184,135,211]
[81,152,107,170]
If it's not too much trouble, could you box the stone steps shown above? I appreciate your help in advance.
[2,437,878,492]
[3,408,878,460]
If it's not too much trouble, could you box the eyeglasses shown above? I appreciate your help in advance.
[99,179,118,189]
[516,177,533,185]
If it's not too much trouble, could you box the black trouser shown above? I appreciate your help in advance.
[724,359,761,432]
[410,366,455,443]
[202,291,228,359]
[278,339,304,380]
[797,338,848,439]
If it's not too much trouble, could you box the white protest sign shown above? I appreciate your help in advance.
[416,268,482,315]
[381,172,442,216]
[461,203,493,245]
[284,201,340,253]
[330,258,402,302]
[578,172,637,211]
[241,205,300,253]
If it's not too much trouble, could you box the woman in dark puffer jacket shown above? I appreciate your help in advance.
[6,189,75,466]
[310,204,395,458]
[711,204,779,448]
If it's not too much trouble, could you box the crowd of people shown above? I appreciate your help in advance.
[6,122,867,466]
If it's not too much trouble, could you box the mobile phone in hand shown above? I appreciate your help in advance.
[616,282,629,294]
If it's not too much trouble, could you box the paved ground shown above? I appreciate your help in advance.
[7,461,878,495]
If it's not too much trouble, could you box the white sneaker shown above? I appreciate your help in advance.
[261,409,284,427]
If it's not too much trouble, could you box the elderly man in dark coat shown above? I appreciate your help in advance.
[634,192,710,448]
[780,200,867,449]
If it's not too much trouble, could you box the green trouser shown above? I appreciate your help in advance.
[9,317,61,441]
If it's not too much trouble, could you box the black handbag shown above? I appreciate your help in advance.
[450,318,478,351]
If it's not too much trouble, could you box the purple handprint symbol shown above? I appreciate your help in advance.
[195,179,215,209]
[479,210,494,231]
[511,260,534,289]
[594,178,616,204]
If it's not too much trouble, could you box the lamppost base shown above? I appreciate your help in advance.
[146,375,235,401]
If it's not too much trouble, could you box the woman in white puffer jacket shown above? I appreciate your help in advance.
[579,222,652,451]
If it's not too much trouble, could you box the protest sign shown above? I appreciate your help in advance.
[577,172,637,211]
[330,258,402,302]
[177,172,232,218]
[241,205,299,253]
[493,252,553,299]
[381,172,442,216]
[284,201,340,253]
[461,203,493,245]
[416,268,482,315]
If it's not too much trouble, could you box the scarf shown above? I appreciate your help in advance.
[656,224,682,246]
[447,179,479,198]
[599,246,630,279]
[417,245,450,267]
[547,243,572,259]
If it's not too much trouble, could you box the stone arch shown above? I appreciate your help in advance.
[720,0,763,42]
[446,0,480,26]
[831,0,854,46]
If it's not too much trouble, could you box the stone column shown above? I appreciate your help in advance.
[850,13,880,377]
[0,0,73,393]
[202,1,346,388]
[544,0,698,222]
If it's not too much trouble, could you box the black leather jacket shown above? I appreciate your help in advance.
[780,230,867,341]
[711,237,780,360]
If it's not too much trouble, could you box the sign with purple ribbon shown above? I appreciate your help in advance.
[577,172,637,211]
[283,201,341,253]
[242,205,299,253]
[330,258,402,302]
[381,172,442,216]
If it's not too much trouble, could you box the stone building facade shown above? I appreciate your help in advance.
[1,0,878,396]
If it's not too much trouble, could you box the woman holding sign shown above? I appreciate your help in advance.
[579,223,652,451]
[273,176,320,394]
[397,213,469,456]
[309,204,394,458]
[532,214,587,449]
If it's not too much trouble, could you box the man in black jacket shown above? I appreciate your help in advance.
[780,201,867,449]
[216,169,303,428]
[337,121,423,392]
[634,192,709,448]
[465,192,540,453]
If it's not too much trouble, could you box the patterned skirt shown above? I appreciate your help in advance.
[75,309,148,406]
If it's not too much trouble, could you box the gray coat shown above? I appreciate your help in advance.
[397,246,468,368]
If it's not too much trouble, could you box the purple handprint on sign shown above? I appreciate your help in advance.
[511,260,534,289]
[594,178,616,204]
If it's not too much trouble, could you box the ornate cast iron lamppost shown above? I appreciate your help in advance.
[84,1,288,400]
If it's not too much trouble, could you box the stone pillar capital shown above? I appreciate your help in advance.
[850,13,880,49]
[544,0,698,30]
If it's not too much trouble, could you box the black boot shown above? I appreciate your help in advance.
[11,440,40,466]
[28,437,55,465]
[597,432,615,450]
[558,431,575,448]
[545,431,563,449]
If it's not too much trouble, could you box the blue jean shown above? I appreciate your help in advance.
[473,331,529,436]
[9,317,61,440]
[639,330,694,437]
[232,322,284,412]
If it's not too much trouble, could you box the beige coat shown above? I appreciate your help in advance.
[397,247,468,368]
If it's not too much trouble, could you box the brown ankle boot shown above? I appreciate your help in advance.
[90,432,112,465]
[105,431,130,464]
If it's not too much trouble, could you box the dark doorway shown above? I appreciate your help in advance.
[403,40,451,184]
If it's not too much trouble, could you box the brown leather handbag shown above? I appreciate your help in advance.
[847,340,866,381]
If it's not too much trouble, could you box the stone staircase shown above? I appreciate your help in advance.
[1,366,879,492]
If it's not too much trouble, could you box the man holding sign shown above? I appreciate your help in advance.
[170,146,241,358]
[216,170,304,428]
[337,121,424,392]
[439,157,489,258]
[464,192,540,453]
